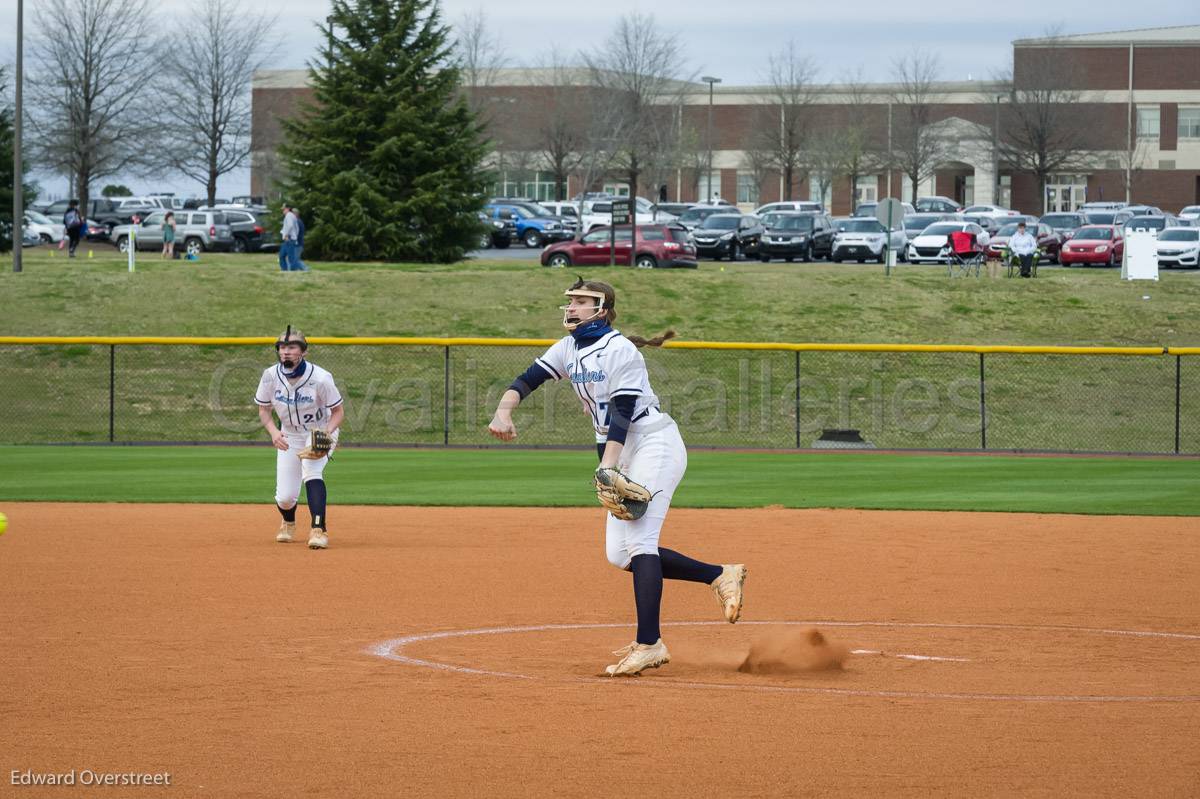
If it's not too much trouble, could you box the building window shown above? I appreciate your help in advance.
[602,183,630,197]
[1179,108,1200,140]
[1137,107,1160,141]
[736,173,758,204]
[855,176,878,207]
[697,172,720,203]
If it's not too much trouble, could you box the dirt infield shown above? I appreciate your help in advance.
[2,503,1199,797]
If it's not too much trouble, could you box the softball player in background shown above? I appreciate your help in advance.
[255,328,344,549]
[488,279,747,676]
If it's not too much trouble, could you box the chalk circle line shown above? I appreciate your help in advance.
[366,619,1200,703]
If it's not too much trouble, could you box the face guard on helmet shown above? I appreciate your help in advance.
[275,325,308,369]
[561,287,608,331]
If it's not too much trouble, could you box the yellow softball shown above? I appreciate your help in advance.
[0,512,7,535]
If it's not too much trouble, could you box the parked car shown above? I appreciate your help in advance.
[986,222,1062,263]
[691,214,764,260]
[906,222,990,264]
[675,204,735,232]
[577,197,662,232]
[84,218,109,242]
[757,212,835,262]
[958,213,1002,237]
[1122,204,1163,217]
[754,200,824,216]
[853,200,915,218]
[110,209,234,255]
[1155,227,1200,268]
[653,202,697,217]
[491,198,580,235]
[476,211,514,249]
[1179,205,1200,222]
[1084,210,1134,227]
[831,218,906,263]
[220,208,271,253]
[22,226,42,247]
[540,224,697,269]
[1124,215,1178,234]
[1060,225,1124,267]
[539,201,583,228]
[23,210,66,244]
[962,204,1017,220]
[1080,201,1125,211]
[484,202,572,248]
[902,213,953,237]
[915,196,963,214]
[1039,212,1088,241]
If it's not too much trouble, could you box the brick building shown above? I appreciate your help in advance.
[251,25,1200,216]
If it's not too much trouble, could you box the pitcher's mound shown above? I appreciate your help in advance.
[738,627,850,674]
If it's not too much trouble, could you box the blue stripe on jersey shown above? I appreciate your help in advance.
[534,357,563,380]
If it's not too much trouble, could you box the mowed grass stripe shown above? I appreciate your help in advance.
[0,446,1195,515]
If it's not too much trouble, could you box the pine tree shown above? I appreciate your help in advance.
[279,0,489,262]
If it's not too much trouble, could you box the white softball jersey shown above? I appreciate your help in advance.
[535,330,686,568]
[254,362,344,439]
[535,331,662,443]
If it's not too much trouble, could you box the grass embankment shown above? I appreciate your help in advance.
[1,250,1197,452]
[0,446,1196,515]
[2,248,1198,345]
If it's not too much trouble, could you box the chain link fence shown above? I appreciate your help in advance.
[1,339,1196,454]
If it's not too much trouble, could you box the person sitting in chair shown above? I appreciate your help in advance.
[1009,221,1038,278]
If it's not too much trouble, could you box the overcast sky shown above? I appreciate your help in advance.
[0,0,1157,199]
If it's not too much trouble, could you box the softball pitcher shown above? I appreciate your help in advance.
[488,279,746,676]
[255,327,344,549]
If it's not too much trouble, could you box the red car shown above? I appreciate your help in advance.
[987,221,1063,263]
[540,224,697,269]
[1059,225,1124,267]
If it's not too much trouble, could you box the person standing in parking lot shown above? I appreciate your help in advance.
[161,212,176,259]
[1009,221,1038,278]
[279,204,298,272]
[62,200,83,257]
[289,207,309,271]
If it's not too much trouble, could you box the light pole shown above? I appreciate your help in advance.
[992,94,1003,207]
[12,0,24,272]
[701,75,721,202]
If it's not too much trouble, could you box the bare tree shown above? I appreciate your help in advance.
[582,12,693,204]
[752,41,818,201]
[997,34,1100,213]
[534,52,586,202]
[454,7,506,117]
[890,50,949,204]
[154,0,279,205]
[26,0,160,213]
[803,128,842,209]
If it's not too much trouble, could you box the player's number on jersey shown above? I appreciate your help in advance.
[597,402,611,427]
[301,410,324,424]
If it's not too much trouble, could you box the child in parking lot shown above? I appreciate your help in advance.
[162,212,176,259]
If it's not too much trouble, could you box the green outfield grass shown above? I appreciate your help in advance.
[0,446,1195,515]
[2,247,1199,345]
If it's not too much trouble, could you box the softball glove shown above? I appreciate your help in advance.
[594,467,653,521]
[297,429,333,460]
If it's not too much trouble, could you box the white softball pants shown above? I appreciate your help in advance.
[274,433,331,509]
[604,415,688,570]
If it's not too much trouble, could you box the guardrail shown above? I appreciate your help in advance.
[1,337,1195,454]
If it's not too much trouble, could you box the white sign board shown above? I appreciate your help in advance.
[874,198,905,230]
[1121,230,1159,281]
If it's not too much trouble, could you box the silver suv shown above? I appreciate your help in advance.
[111,210,235,255]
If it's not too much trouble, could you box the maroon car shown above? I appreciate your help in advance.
[987,221,1062,263]
[540,224,697,269]
[1060,225,1125,267]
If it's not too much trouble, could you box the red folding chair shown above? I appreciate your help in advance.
[948,230,984,277]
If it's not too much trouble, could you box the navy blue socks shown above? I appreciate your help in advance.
[659,548,722,584]
[630,554,663,645]
[277,504,296,522]
[305,479,327,530]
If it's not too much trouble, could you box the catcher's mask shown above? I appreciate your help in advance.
[562,278,616,331]
[275,325,308,368]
